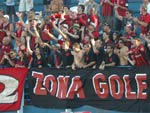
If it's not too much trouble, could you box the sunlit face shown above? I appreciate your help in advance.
[90,7,95,14]
[135,40,141,47]
[140,6,146,14]
[73,44,80,52]
[69,11,77,19]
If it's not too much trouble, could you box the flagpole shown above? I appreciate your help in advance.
[17,90,24,113]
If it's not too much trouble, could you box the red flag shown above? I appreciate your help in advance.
[0,68,28,111]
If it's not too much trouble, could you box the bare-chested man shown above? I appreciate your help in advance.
[71,43,85,70]
[115,39,129,66]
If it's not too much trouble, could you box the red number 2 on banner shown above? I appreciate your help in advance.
[0,75,19,103]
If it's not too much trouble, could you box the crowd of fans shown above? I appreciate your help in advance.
[0,0,150,70]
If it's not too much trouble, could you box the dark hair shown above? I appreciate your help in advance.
[63,5,70,9]
[107,44,114,49]
[126,9,132,15]
[79,4,85,12]
[119,39,126,45]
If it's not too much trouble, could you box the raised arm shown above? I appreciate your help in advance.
[65,30,79,39]
[52,22,68,40]
[44,29,58,42]
[26,36,33,55]
[114,5,123,21]
[133,17,149,27]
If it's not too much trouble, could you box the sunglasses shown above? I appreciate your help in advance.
[10,52,14,55]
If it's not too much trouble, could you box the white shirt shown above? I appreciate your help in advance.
[6,0,15,6]
[147,3,150,14]
[78,0,89,5]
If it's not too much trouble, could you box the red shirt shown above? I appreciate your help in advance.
[41,23,53,41]
[16,29,23,39]
[101,0,114,16]
[77,13,88,26]
[113,0,126,16]
[129,45,148,66]
[0,44,12,60]
[89,14,100,31]
[0,23,9,43]
[64,15,73,28]
[139,13,150,34]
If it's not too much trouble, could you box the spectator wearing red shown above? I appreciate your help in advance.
[26,36,47,68]
[59,6,77,30]
[0,49,17,68]
[0,15,13,46]
[88,7,100,31]
[0,36,12,61]
[41,15,53,42]
[77,4,88,26]
[16,21,24,39]
[124,24,136,49]
[15,50,28,68]
[133,5,150,35]
[100,0,114,28]
[87,23,100,40]
[127,38,149,66]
